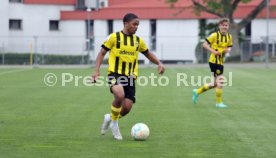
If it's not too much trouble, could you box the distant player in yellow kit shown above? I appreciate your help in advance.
[193,18,233,108]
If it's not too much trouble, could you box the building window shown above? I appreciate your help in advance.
[99,0,108,8]
[86,20,94,50]
[199,19,206,39]
[245,22,251,37]
[9,19,22,30]
[49,20,59,31]
[9,0,23,3]
[100,1,105,7]
[76,0,86,10]
[107,20,113,35]
[150,19,156,50]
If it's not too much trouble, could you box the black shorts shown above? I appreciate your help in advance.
[107,73,136,103]
[209,62,224,77]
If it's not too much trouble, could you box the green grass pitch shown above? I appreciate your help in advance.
[0,65,276,158]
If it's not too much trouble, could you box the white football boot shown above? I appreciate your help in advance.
[110,121,123,140]
[100,114,111,135]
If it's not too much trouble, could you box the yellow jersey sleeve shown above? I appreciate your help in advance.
[102,33,116,50]
[138,38,149,54]
[205,32,217,44]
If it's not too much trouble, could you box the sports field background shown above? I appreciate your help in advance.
[0,64,276,158]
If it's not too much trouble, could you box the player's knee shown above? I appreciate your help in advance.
[209,82,216,88]
[216,75,225,87]
[114,92,125,102]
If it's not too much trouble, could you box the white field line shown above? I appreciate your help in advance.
[0,69,32,76]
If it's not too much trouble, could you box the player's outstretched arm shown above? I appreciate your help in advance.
[92,48,107,82]
[143,51,165,75]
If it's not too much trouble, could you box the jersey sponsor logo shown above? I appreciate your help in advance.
[119,50,135,56]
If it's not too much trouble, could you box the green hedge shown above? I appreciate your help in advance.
[0,53,88,65]
[0,53,30,65]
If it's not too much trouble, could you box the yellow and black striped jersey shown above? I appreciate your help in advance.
[205,31,233,65]
[102,31,148,77]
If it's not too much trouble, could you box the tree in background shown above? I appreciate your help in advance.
[167,0,269,57]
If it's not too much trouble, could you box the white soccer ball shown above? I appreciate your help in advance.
[131,123,150,140]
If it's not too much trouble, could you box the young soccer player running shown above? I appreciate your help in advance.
[92,13,165,140]
[192,18,233,108]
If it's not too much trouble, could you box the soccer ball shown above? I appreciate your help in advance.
[131,123,150,140]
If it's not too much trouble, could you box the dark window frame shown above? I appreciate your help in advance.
[49,20,60,31]
[150,19,157,51]
[9,0,23,3]
[86,20,94,50]
[245,22,251,37]
[76,0,86,10]
[9,19,22,30]
[107,20,113,35]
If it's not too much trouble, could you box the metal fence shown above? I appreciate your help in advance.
[0,36,90,65]
[240,37,276,62]
[0,35,275,65]
[196,36,276,64]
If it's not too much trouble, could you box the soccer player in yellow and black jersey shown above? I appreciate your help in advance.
[192,18,232,108]
[92,13,165,140]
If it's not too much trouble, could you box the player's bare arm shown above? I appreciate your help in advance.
[224,47,232,54]
[143,51,165,74]
[203,41,220,56]
[92,48,107,82]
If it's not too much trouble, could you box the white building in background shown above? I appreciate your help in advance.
[0,0,85,56]
[0,0,276,63]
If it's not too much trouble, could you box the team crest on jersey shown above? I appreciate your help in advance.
[216,69,221,75]
[111,78,116,85]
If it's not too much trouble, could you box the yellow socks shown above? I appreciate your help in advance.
[216,88,223,104]
[111,105,121,121]
[196,84,223,104]
[197,84,210,95]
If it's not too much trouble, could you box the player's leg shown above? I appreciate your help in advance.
[101,74,124,139]
[215,77,227,108]
[120,98,134,117]
[193,83,216,104]
[108,84,124,140]
[196,83,215,95]
[192,63,216,104]
[215,66,227,108]
[120,81,135,117]
[111,85,125,120]
[100,84,124,136]
[215,79,227,108]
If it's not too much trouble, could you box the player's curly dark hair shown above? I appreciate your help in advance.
[123,13,138,23]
